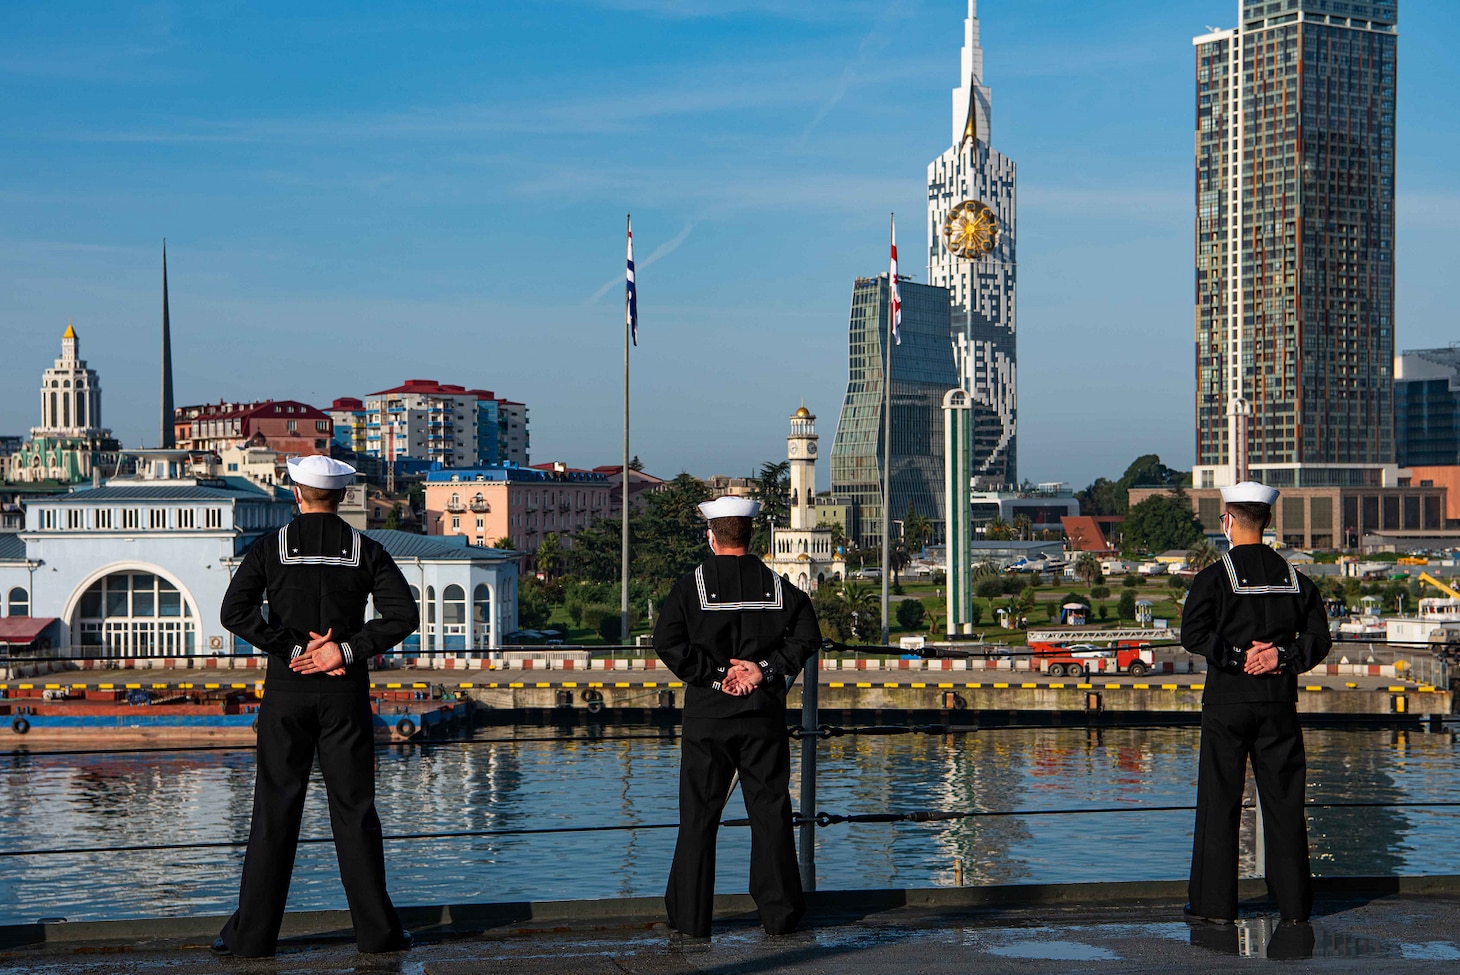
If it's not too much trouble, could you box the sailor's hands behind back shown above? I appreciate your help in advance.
[721,659,764,696]
[1243,640,1280,675]
[290,627,347,677]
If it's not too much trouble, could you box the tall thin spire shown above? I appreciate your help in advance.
[951,0,991,147]
[160,240,176,449]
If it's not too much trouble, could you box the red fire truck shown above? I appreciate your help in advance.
[1028,641,1155,678]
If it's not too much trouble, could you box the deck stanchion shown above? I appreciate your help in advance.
[798,650,819,891]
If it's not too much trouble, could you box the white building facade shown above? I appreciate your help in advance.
[0,451,518,659]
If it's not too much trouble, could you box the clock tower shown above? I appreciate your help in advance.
[767,404,844,592]
[787,405,818,530]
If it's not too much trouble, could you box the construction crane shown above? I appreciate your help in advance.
[1417,572,1460,601]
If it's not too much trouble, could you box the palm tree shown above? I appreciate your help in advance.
[1012,513,1033,541]
[1074,552,1104,588]
[1187,537,1220,571]
[984,516,1014,540]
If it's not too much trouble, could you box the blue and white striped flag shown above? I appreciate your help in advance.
[626,217,638,346]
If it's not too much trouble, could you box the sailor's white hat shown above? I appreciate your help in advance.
[698,496,761,520]
[1220,480,1279,506]
[287,454,357,490]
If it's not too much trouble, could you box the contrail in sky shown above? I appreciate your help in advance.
[587,221,694,303]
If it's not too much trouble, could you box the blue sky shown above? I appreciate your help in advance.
[2,1,1456,489]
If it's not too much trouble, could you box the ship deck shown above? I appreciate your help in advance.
[4,878,1460,973]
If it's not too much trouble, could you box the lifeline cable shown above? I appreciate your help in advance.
[4,800,1458,859]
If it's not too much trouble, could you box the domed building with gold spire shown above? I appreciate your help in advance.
[7,323,122,484]
[764,405,845,592]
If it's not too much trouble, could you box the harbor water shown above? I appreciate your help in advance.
[1,724,1458,926]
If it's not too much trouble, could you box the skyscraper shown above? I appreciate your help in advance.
[927,0,1017,487]
[830,276,958,550]
[1193,0,1398,490]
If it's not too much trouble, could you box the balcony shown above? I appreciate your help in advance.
[445,501,465,514]
[469,500,490,513]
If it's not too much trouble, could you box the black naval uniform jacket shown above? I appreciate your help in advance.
[653,555,821,718]
[1181,544,1332,704]
[221,513,419,692]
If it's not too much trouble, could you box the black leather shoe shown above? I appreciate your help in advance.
[1183,904,1235,925]
[365,930,413,953]
[209,938,232,957]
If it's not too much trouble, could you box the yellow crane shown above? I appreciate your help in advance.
[1417,572,1460,601]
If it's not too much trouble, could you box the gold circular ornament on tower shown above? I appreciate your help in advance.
[942,200,999,259]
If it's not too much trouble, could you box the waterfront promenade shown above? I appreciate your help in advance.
[5,879,1460,973]
[3,650,1449,735]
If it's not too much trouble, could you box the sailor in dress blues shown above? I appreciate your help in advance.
[652,495,821,939]
[214,455,418,958]
[1180,481,1332,926]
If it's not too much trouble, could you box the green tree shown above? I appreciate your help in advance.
[895,598,926,630]
[492,537,515,550]
[902,502,933,554]
[1074,553,1104,587]
[1076,454,1191,516]
[634,473,712,590]
[749,461,790,555]
[1122,573,1140,588]
[1091,585,1111,601]
[535,532,563,579]
[1117,589,1137,620]
[383,504,402,530]
[1123,494,1204,554]
[1187,537,1221,571]
[975,577,1004,599]
[984,517,1014,540]
[1012,513,1033,541]
[562,519,623,582]
[516,577,554,630]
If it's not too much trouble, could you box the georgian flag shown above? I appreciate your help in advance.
[626,218,638,346]
[889,219,902,346]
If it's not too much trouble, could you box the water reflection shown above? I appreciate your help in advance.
[1,726,1458,924]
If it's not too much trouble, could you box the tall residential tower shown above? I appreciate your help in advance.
[1193,0,1398,490]
[928,0,1017,487]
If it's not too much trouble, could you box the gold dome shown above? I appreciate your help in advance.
[793,405,811,418]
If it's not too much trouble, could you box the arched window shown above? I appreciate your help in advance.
[73,572,195,657]
[473,584,492,649]
[442,584,466,651]
[7,587,29,617]
[403,586,421,652]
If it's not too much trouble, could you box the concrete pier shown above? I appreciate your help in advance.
[2,660,1452,737]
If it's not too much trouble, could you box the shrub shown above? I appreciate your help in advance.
[1123,574,1140,588]
[976,578,1004,599]
[580,604,612,632]
[896,599,926,630]
[1118,590,1137,620]
[1091,585,1111,600]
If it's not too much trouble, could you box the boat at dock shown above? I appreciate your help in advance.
[0,682,473,748]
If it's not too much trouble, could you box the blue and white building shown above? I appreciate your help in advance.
[0,449,519,661]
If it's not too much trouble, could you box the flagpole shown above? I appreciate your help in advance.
[622,213,632,646]
[881,212,893,647]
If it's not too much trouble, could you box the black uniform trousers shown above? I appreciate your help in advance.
[1189,702,1313,922]
[666,715,805,938]
[219,688,403,957]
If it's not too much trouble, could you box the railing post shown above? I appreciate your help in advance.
[1252,781,1266,877]
[798,649,819,892]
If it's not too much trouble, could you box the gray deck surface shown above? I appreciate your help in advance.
[4,880,1460,973]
